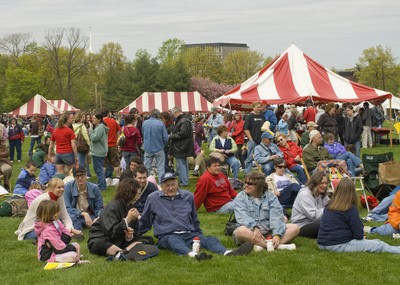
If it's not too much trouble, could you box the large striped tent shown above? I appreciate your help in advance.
[119,91,213,114]
[48,99,80,112]
[213,44,392,110]
[9,94,62,117]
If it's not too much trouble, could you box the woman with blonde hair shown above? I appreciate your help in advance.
[318,178,400,254]
[291,171,330,238]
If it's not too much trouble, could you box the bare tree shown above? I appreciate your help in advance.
[0,33,34,61]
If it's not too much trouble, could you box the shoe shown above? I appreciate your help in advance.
[277,244,296,250]
[106,178,112,187]
[225,242,253,256]
[77,260,91,264]
[18,160,21,162]
[195,252,213,261]
[192,170,199,176]
[10,161,13,163]
[106,251,128,261]
[362,216,373,222]
[111,178,120,187]
[253,245,264,252]
[363,226,372,234]
[71,233,85,242]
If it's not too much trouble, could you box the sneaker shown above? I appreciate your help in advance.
[77,260,91,264]
[195,252,213,261]
[106,251,128,261]
[277,244,296,250]
[362,216,373,222]
[106,178,112,187]
[192,170,199,176]
[18,160,21,162]
[363,226,372,234]
[225,242,253,256]
[253,245,264,252]
[111,178,120,187]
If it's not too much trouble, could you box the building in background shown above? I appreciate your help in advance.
[185,42,249,60]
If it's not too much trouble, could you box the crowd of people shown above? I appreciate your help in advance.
[1,99,400,266]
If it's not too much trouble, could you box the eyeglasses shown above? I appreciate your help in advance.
[277,139,284,143]
[276,165,286,169]
[245,181,255,186]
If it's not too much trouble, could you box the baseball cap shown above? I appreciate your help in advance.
[261,131,274,139]
[306,121,318,129]
[72,165,86,177]
[160,172,177,184]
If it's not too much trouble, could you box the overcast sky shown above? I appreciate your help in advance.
[1,0,399,70]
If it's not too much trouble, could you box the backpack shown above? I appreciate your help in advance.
[76,125,89,153]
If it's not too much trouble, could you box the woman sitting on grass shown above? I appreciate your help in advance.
[317,178,400,254]
[88,178,153,260]
[291,171,330,239]
[34,200,82,263]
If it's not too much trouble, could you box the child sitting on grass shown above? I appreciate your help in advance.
[39,154,57,185]
[317,178,400,254]
[34,200,82,263]
[13,160,37,196]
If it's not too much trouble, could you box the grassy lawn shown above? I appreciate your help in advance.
[1,137,399,285]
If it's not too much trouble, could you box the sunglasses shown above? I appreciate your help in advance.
[276,165,286,169]
[245,181,255,186]
[277,139,284,143]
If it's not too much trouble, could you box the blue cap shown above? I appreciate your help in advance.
[261,131,274,139]
[160,172,177,183]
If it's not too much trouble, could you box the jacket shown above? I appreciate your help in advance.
[254,143,283,165]
[302,144,332,172]
[169,114,194,158]
[233,190,286,237]
[317,113,337,136]
[229,117,245,145]
[90,123,109,157]
[279,141,303,169]
[388,190,400,230]
[291,187,330,228]
[72,123,90,146]
[344,114,363,144]
[210,136,238,157]
[63,180,104,221]
[13,168,36,196]
[38,162,57,185]
[324,142,347,159]
[121,125,142,153]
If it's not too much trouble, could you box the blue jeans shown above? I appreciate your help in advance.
[72,213,96,230]
[345,140,361,158]
[371,223,400,236]
[9,139,22,161]
[337,152,361,176]
[261,162,274,176]
[319,238,400,254]
[278,183,301,207]
[215,201,234,214]
[144,150,165,184]
[28,136,41,157]
[92,155,106,190]
[225,156,240,179]
[157,232,227,255]
[23,231,37,240]
[122,151,138,167]
[289,164,308,185]
[244,140,257,174]
[176,157,189,186]
[366,195,394,221]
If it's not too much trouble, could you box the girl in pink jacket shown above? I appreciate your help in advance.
[34,200,81,263]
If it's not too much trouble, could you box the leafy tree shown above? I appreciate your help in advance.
[182,46,222,82]
[355,45,400,95]
[131,49,159,94]
[222,50,264,84]
[156,57,190,91]
[156,38,185,65]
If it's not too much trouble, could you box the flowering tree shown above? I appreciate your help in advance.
[189,77,235,102]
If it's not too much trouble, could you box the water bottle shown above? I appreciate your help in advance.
[192,236,201,254]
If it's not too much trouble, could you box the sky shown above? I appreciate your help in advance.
[1,0,399,70]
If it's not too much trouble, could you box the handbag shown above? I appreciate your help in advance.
[224,213,240,236]
[360,195,379,210]
[124,243,159,261]
[379,161,400,186]
[76,126,89,153]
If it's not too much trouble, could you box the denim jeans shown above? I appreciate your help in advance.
[24,231,37,240]
[366,194,394,222]
[215,201,234,214]
[77,152,87,169]
[289,164,308,185]
[176,158,189,186]
[225,156,240,179]
[157,232,227,255]
[122,151,138,167]
[28,136,41,157]
[319,238,400,254]
[278,183,301,207]
[244,140,257,174]
[92,155,106,190]
[337,152,361,176]
[144,149,165,184]
[371,223,400,236]
[345,140,361,158]
[9,139,22,161]
[72,213,96,230]
[261,162,274,176]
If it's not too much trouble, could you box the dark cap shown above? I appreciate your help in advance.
[160,172,177,184]
[72,165,86,177]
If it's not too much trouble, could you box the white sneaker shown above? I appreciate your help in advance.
[106,178,112,187]
[277,244,296,250]
[111,178,120,187]
[253,245,264,252]
[363,226,372,234]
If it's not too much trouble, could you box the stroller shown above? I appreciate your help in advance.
[362,152,396,201]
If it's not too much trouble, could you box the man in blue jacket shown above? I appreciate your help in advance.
[63,165,104,230]
[139,172,252,260]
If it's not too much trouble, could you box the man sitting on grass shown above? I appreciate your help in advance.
[139,172,253,260]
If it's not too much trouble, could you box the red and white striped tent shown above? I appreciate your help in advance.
[48,99,79,112]
[9,94,63,117]
[119,91,213,114]
[213,44,392,110]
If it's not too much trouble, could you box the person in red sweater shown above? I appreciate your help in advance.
[229,112,245,169]
[303,101,317,124]
[194,157,237,213]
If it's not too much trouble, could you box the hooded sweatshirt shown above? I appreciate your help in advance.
[90,123,109,157]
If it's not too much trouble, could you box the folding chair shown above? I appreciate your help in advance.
[393,122,400,141]
[252,154,263,173]
[362,152,396,201]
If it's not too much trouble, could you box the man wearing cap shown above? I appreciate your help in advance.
[206,107,224,144]
[300,121,319,148]
[302,130,332,173]
[253,132,283,176]
[139,172,253,260]
[63,166,104,230]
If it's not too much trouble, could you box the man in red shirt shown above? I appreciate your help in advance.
[303,100,317,124]
[194,156,237,213]
[100,109,121,181]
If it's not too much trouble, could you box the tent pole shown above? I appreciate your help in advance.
[390,97,393,147]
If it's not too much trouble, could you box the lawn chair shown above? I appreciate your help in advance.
[393,122,400,141]
[362,152,396,201]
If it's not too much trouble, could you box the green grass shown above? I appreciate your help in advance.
[1,138,400,285]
